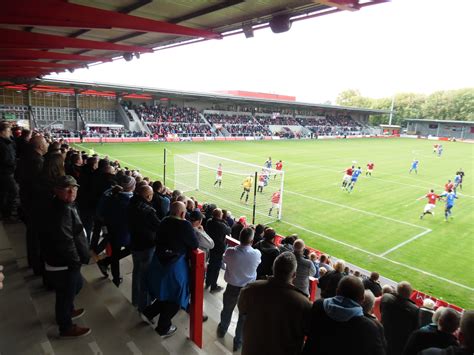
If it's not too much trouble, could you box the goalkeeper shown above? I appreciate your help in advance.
[240,175,253,204]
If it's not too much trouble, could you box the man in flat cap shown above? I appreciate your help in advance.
[41,175,91,338]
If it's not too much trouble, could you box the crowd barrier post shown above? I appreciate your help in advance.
[190,249,205,348]
[309,277,318,302]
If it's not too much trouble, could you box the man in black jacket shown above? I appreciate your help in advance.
[205,208,231,293]
[41,175,91,338]
[303,276,386,355]
[128,184,160,313]
[381,281,419,355]
[254,227,280,280]
[363,271,383,297]
[0,121,18,222]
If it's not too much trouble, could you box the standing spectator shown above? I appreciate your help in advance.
[420,310,474,355]
[309,253,320,278]
[238,252,312,355]
[252,224,265,245]
[318,259,345,298]
[0,121,18,223]
[77,156,98,242]
[205,208,231,293]
[231,216,246,240]
[418,299,436,328]
[403,307,460,355]
[151,181,170,219]
[363,271,383,297]
[362,290,387,351]
[189,210,214,261]
[293,239,316,296]
[141,202,198,337]
[16,135,49,273]
[381,281,419,355]
[40,176,91,338]
[254,227,280,279]
[318,254,333,271]
[97,175,135,286]
[14,128,31,160]
[128,185,160,313]
[303,276,386,355]
[217,227,261,352]
[374,284,395,321]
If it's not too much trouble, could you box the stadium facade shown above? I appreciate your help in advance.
[406,118,474,140]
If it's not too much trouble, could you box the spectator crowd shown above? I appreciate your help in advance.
[0,120,471,354]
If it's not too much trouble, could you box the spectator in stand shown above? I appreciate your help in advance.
[141,201,198,337]
[0,122,18,223]
[15,128,31,160]
[419,299,436,328]
[293,239,316,297]
[77,156,98,243]
[205,208,231,293]
[217,227,261,352]
[254,227,280,280]
[151,181,170,220]
[309,252,320,278]
[16,134,49,275]
[67,153,83,180]
[40,176,91,338]
[403,307,460,355]
[279,234,297,253]
[222,210,234,227]
[303,276,386,355]
[238,252,312,355]
[319,266,328,278]
[374,284,395,321]
[381,281,419,355]
[231,216,246,240]
[420,310,474,355]
[363,271,383,297]
[252,224,265,245]
[128,184,160,313]
[362,290,387,351]
[96,176,135,286]
[189,210,214,261]
[318,254,333,271]
[319,259,345,298]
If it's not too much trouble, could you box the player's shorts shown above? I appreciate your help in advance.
[243,187,250,192]
[343,175,352,183]
[424,203,436,213]
[271,202,280,209]
[351,177,358,183]
[216,175,222,181]
[258,181,264,187]
[367,168,373,172]
[445,205,453,211]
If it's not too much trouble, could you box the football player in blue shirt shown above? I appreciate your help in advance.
[347,166,362,193]
[440,189,458,221]
[409,159,419,174]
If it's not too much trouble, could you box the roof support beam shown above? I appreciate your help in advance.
[0,0,222,39]
[0,60,73,69]
[0,29,153,52]
[0,49,111,62]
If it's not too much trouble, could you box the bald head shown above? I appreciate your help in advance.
[30,135,49,155]
[336,276,365,304]
[170,201,186,219]
[397,281,413,299]
[137,184,153,202]
[293,239,305,254]
[438,308,461,334]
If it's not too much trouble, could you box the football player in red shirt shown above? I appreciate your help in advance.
[274,160,283,179]
[214,163,223,188]
[445,179,454,192]
[417,189,440,219]
[268,190,281,217]
[341,166,354,189]
[366,162,374,176]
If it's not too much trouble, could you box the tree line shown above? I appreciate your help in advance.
[335,88,474,126]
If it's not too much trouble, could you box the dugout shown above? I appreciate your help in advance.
[406,119,474,140]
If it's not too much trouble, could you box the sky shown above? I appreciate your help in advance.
[47,0,474,104]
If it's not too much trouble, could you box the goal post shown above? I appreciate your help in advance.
[173,152,284,225]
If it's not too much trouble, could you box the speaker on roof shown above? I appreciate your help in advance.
[269,14,292,34]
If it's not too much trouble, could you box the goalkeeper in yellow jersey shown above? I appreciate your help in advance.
[240,175,253,205]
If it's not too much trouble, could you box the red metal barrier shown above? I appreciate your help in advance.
[309,277,318,301]
[190,249,205,348]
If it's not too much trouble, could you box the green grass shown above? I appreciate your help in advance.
[75,138,474,308]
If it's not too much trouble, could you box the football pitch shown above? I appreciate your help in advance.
[75,138,474,308]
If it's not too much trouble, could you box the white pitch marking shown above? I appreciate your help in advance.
[282,219,473,291]
[286,190,429,231]
[379,228,433,257]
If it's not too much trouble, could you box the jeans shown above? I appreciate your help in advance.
[131,247,155,312]
[143,300,180,334]
[205,254,222,289]
[217,283,245,349]
[46,268,83,333]
[0,174,17,218]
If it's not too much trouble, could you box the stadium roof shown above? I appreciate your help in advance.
[3,78,390,115]
[0,0,389,81]
[405,119,474,125]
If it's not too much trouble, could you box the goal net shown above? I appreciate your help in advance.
[173,152,284,225]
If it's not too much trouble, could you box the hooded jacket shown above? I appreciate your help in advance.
[254,239,280,279]
[303,297,386,355]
